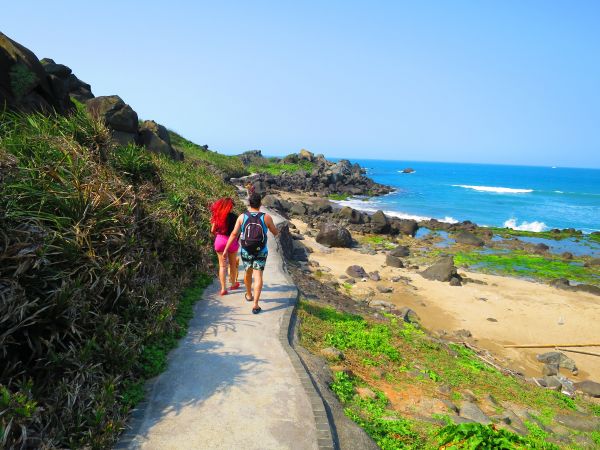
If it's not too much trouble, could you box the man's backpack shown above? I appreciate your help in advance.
[241,212,267,254]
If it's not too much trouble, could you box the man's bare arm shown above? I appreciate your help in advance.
[264,214,279,237]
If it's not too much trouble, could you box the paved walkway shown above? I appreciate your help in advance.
[117,214,328,450]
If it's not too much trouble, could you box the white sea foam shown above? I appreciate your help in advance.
[331,199,457,223]
[503,218,548,232]
[554,190,564,194]
[453,184,533,194]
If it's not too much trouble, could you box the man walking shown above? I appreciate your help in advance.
[224,193,279,314]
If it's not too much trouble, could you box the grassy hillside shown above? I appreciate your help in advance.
[298,300,600,449]
[168,129,247,179]
[0,107,237,448]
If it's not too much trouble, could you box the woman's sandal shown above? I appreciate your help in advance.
[230,282,240,290]
[220,290,228,296]
[245,293,254,302]
[252,306,261,314]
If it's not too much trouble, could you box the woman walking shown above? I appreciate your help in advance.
[210,197,240,295]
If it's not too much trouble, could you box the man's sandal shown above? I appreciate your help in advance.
[252,306,261,314]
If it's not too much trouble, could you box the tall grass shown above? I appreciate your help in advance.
[0,108,236,448]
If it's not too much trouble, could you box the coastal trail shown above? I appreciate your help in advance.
[117,213,331,450]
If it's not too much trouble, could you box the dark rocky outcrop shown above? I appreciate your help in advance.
[550,278,600,296]
[574,380,600,397]
[339,206,364,224]
[385,254,404,268]
[389,218,418,237]
[421,256,461,283]
[1,32,73,114]
[86,95,140,146]
[346,265,368,278]
[537,352,578,373]
[370,210,390,234]
[389,246,410,257]
[316,223,352,248]
[139,120,183,160]
[40,58,94,106]
[238,150,391,197]
[454,231,484,247]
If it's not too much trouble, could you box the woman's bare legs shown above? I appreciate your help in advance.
[227,251,238,287]
[216,251,227,293]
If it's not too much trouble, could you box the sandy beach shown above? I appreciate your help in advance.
[289,216,600,381]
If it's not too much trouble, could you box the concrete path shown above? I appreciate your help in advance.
[117,213,330,450]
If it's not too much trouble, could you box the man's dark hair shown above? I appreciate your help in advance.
[248,192,262,209]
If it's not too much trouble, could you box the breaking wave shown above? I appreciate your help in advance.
[453,184,533,194]
[331,199,457,223]
[503,218,548,232]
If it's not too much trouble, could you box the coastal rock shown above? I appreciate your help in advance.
[290,203,307,216]
[346,265,368,278]
[533,243,550,254]
[401,167,415,173]
[537,352,578,373]
[574,380,600,397]
[139,120,183,160]
[421,256,460,282]
[238,149,267,166]
[397,307,420,324]
[316,223,352,248]
[542,364,559,377]
[371,210,390,234]
[449,277,462,286]
[390,218,419,237]
[555,413,600,432]
[562,252,574,260]
[550,278,600,296]
[584,258,600,267]
[459,401,491,424]
[86,95,138,133]
[385,254,404,268]
[298,148,315,162]
[376,285,393,293]
[369,299,395,310]
[454,231,484,247]
[308,198,333,214]
[261,194,283,211]
[41,58,94,104]
[389,246,410,257]
[339,206,364,224]
[368,271,381,281]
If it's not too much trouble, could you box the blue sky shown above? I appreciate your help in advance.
[4,1,600,167]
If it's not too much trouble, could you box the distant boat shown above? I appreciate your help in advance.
[551,166,557,169]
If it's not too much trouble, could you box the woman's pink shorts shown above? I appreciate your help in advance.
[214,234,239,253]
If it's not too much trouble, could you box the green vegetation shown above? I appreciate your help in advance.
[248,159,314,175]
[0,108,235,448]
[297,300,599,449]
[454,250,599,284]
[328,193,350,201]
[168,129,247,178]
[9,62,37,99]
[359,234,397,250]
[487,226,584,241]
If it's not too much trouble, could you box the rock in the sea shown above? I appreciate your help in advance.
[321,347,344,360]
[346,265,368,278]
[138,120,183,160]
[316,222,352,248]
[459,401,491,424]
[533,243,550,254]
[537,352,578,373]
[370,210,390,234]
[385,254,404,268]
[401,168,415,173]
[454,231,484,247]
[389,246,410,257]
[421,256,460,282]
[574,380,600,397]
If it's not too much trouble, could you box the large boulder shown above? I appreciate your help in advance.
[421,256,460,282]
[385,254,404,268]
[139,120,183,161]
[339,206,364,224]
[0,32,71,114]
[371,210,390,234]
[40,58,93,104]
[389,246,410,257]
[316,223,352,248]
[574,380,600,397]
[309,198,333,214]
[454,231,484,247]
[346,265,368,278]
[390,218,418,237]
[537,352,578,373]
[298,148,315,162]
[86,95,138,133]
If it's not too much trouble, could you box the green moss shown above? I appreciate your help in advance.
[454,250,599,284]
[487,226,584,241]
[297,300,599,449]
[359,235,396,250]
[247,160,314,175]
[328,193,350,201]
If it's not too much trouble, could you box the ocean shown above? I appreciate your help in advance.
[332,160,600,234]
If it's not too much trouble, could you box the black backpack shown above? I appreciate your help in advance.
[241,212,267,254]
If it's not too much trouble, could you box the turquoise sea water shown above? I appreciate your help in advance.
[333,160,600,233]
